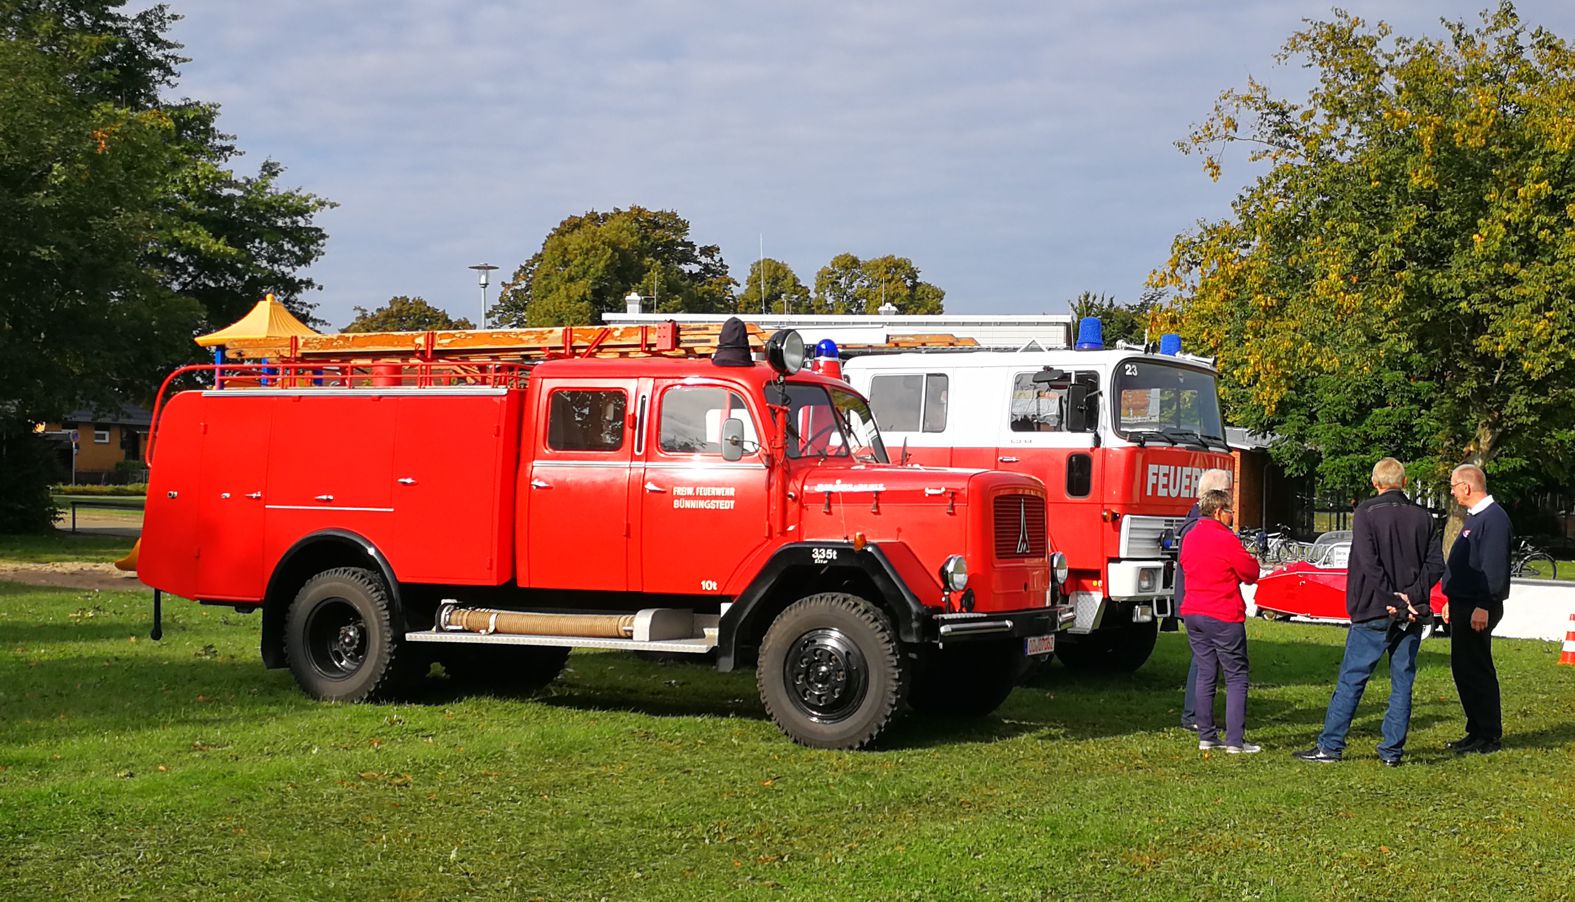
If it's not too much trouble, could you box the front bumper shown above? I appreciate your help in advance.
[930,602,1074,643]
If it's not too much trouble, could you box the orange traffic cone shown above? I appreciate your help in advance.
[1560,613,1575,667]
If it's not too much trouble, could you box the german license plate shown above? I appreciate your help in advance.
[1024,634,1055,656]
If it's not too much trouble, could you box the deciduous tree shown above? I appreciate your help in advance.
[492,207,734,326]
[736,258,810,314]
[1155,2,1575,510]
[0,1,333,531]
[342,296,474,333]
[810,253,945,314]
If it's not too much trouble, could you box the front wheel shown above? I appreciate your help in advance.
[757,593,907,750]
[1513,553,1557,580]
[284,567,422,702]
[1054,619,1159,672]
[909,638,1022,717]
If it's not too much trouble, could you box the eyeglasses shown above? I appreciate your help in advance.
[1450,482,1469,490]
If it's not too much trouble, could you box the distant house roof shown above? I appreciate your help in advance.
[60,404,152,428]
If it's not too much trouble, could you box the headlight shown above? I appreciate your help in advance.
[765,329,807,375]
[1049,551,1069,586]
[1138,568,1157,592]
[941,554,968,591]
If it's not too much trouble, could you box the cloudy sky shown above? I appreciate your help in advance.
[157,1,1575,330]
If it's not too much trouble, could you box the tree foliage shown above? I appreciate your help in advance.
[735,258,810,314]
[492,207,735,327]
[0,1,334,531]
[342,296,473,333]
[1069,289,1161,346]
[1155,2,1575,501]
[810,253,945,314]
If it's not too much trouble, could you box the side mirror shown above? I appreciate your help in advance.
[1064,383,1092,433]
[720,418,746,462]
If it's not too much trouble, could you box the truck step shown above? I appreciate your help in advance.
[404,603,718,654]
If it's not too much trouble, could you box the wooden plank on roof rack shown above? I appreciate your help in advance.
[219,322,765,362]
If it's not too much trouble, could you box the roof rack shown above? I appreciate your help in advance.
[216,322,765,365]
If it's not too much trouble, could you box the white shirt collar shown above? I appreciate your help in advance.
[1467,494,1495,515]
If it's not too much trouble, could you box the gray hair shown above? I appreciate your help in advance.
[1198,468,1233,498]
[1452,463,1486,492]
[1372,457,1405,489]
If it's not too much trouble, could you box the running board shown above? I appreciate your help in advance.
[404,603,719,654]
[404,631,718,654]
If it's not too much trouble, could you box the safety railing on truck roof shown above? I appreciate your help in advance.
[145,360,531,465]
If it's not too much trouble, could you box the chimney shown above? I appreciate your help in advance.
[625,291,643,315]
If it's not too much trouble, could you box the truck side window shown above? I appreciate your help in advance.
[547,389,627,451]
[1067,452,1093,497]
[659,387,756,455]
[869,373,948,433]
[1009,371,1099,432]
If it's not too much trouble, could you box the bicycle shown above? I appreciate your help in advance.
[1510,538,1560,580]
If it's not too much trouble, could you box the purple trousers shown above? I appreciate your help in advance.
[1185,614,1250,746]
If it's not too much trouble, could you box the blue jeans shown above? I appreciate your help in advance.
[1317,616,1421,760]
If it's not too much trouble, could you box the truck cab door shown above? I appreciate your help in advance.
[524,379,636,591]
[997,370,1104,568]
[636,383,770,596]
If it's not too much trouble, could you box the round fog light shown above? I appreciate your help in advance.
[941,554,968,591]
[1049,551,1069,586]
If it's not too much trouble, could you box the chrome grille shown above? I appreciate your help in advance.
[1120,514,1186,559]
[993,494,1047,558]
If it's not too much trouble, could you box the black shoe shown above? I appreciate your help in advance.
[1445,735,1479,750]
[1292,747,1342,763]
[1380,757,1402,768]
[1457,739,1501,756]
[1180,722,1201,733]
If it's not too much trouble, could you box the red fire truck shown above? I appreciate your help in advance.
[843,326,1234,672]
[131,322,1070,749]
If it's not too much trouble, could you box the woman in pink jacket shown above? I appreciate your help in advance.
[1178,489,1262,754]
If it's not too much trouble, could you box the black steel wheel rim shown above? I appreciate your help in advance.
[305,598,367,678]
[783,627,868,724]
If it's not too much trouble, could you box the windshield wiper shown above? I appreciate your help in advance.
[1160,427,1212,451]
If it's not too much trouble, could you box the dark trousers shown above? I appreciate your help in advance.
[1448,597,1504,742]
[1185,615,1250,746]
[1180,617,1220,726]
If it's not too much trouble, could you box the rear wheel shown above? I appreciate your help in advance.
[758,593,906,750]
[284,567,422,702]
[438,645,569,694]
[909,638,1022,717]
[1054,619,1158,673]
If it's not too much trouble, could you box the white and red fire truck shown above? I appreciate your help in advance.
[130,322,1071,749]
[843,326,1234,671]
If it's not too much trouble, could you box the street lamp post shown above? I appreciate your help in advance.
[469,263,499,328]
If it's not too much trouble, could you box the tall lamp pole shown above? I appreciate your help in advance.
[469,263,499,328]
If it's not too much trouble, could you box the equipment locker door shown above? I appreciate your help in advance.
[525,380,636,591]
[637,383,769,596]
[194,394,273,601]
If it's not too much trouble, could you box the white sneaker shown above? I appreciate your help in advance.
[1226,742,1262,755]
[1198,739,1221,750]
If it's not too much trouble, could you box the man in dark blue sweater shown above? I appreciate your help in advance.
[1441,463,1513,755]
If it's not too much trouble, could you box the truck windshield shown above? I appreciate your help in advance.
[1114,361,1226,449]
[783,384,889,463]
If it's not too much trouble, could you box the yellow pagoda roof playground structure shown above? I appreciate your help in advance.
[194,293,322,348]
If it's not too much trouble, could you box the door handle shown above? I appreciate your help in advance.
[531,478,552,489]
[220,492,231,500]
[245,492,262,500]
[315,494,334,502]
[998,456,1019,463]
[644,482,666,493]
[397,477,416,485]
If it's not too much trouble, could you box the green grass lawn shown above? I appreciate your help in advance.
[3,582,1573,900]
[0,530,137,564]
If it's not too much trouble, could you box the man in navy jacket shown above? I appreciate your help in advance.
[1440,463,1513,755]
[1294,458,1443,766]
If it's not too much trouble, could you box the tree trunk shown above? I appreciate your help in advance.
[1442,422,1499,556]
